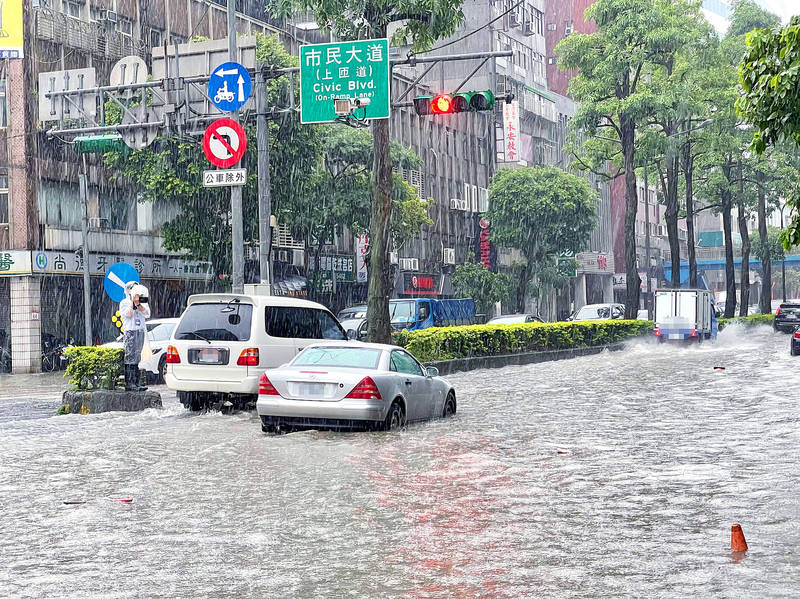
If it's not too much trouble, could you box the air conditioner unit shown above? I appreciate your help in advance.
[565,22,574,35]
[508,13,521,28]
[547,57,556,65]
[292,249,305,267]
[470,185,479,213]
[106,10,118,23]
[523,21,535,36]
[547,23,556,31]
[389,251,398,265]
[443,248,456,265]
[276,249,289,262]
[399,258,419,271]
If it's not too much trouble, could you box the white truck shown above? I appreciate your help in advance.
[653,288,719,342]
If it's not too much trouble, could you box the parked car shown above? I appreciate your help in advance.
[339,317,368,340]
[773,301,800,333]
[791,328,800,356]
[103,318,180,383]
[486,313,543,325]
[165,294,347,410]
[338,304,367,321]
[256,341,456,432]
[570,303,625,321]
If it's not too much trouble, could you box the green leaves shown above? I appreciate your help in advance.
[64,347,125,390]
[487,166,598,261]
[395,320,653,362]
[451,262,512,314]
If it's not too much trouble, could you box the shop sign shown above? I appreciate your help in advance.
[0,250,32,275]
[576,252,612,274]
[402,273,440,295]
[479,225,491,269]
[29,251,212,280]
[355,234,369,283]
[312,253,355,293]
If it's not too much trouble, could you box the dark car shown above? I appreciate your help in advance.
[773,301,800,333]
[791,329,800,356]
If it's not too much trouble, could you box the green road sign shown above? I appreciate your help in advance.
[299,38,390,124]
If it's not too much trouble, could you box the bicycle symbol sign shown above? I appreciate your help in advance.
[207,61,252,112]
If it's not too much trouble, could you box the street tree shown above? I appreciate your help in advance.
[558,0,690,318]
[738,16,800,250]
[639,0,711,289]
[269,0,466,343]
[451,262,512,317]
[294,126,432,302]
[487,166,597,312]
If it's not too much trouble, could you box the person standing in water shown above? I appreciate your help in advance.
[120,281,150,391]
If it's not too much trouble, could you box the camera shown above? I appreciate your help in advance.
[138,296,148,304]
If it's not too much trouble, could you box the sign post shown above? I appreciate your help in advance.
[299,39,390,124]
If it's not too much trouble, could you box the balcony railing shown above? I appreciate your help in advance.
[36,9,148,60]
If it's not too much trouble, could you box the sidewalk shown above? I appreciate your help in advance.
[0,371,69,402]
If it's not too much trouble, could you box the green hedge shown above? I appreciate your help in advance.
[718,313,774,328]
[64,346,125,390]
[394,320,653,362]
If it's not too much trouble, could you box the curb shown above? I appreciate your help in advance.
[426,342,629,376]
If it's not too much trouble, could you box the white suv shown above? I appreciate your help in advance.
[165,293,347,410]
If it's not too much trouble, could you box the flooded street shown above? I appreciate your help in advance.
[2,325,799,598]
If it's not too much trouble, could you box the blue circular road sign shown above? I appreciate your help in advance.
[104,262,140,302]
[208,62,252,112]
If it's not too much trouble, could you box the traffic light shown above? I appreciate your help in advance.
[413,91,496,116]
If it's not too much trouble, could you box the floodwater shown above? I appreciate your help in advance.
[1,325,798,598]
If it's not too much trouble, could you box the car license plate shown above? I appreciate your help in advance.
[669,334,682,340]
[198,348,221,364]
[786,314,796,319]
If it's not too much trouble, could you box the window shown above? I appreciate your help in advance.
[390,350,423,377]
[0,79,6,128]
[148,322,176,343]
[293,346,381,369]
[118,17,134,36]
[64,0,82,18]
[150,28,164,48]
[265,306,346,340]
[417,302,430,322]
[174,303,253,342]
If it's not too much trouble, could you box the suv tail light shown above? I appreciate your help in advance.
[776,306,781,315]
[237,348,259,366]
[258,372,279,395]
[793,330,800,339]
[165,346,180,364]
[345,376,382,400]
[690,330,697,337]
[654,329,662,336]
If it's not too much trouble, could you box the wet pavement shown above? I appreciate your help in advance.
[1,325,798,598]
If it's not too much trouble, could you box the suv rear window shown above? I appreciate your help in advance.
[175,303,253,342]
[265,307,347,340]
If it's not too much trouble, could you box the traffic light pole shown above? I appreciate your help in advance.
[255,69,272,288]
[78,154,93,346]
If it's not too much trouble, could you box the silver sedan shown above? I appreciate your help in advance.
[256,341,456,433]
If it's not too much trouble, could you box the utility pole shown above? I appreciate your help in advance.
[256,67,272,288]
[644,156,652,318]
[228,0,244,293]
[781,202,787,301]
[78,153,92,345]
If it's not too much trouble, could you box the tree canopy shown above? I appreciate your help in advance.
[487,166,597,311]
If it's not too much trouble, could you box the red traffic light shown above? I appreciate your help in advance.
[430,94,454,114]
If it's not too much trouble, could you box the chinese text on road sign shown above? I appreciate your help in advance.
[299,39,390,124]
[203,169,247,187]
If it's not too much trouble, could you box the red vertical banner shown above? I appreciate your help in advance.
[479,218,491,269]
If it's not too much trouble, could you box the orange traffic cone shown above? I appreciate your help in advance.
[731,524,748,552]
